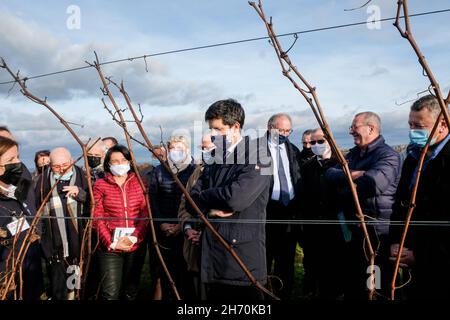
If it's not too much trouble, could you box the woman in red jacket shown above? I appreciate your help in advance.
[93,144,148,300]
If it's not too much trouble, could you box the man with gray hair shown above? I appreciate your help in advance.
[389,94,450,299]
[265,113,302,299]
[36,147,89,300]
[86,138,107,183]
[325,111,401,299]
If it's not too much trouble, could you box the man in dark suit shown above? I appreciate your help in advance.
[188,99,271,300]
[390,95,450,299]
[299,129,315,167]
[265,113,302,299]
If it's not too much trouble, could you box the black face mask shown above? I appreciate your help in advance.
[0,162,23,186]
[301,147,315,158]
[87,156,102,168]
[278,134,288,145]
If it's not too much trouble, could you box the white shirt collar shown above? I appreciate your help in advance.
[268,139,285,149]
[227,136,243,154]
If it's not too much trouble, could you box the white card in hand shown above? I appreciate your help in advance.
[7,217,30,236]
[112,227,136,243]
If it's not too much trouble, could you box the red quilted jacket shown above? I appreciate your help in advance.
[93,172,148,252]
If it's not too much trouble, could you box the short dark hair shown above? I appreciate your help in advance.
[34,149,50,168]
[411,94,441,122]
[0,126,11,133]
[103,144,135,174]
[102,136,118,145]
[267,113,292,127]
[302,129,314,137]
[205,99,245,128]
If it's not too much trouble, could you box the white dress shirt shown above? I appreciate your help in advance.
[268,140,295,201]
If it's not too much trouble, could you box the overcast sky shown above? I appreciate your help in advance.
[1,0,449,169]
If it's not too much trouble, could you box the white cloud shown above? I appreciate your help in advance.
[0,8,223,107]
[1,0,449,168]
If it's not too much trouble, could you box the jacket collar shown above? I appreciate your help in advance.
[366,135,385,152]
[356,135,385,156]
[439,134,450,156]
[223,135,249,163]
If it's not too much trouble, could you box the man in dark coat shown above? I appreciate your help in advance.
[85,139,107,184]
[188,99,271,300]
[325,111,401,299]
[389,95,450,299]
[299,129,315,167]
[36,147,89,300]
[264,113,302,299]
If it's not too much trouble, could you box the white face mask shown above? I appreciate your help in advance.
[169,150,187,164]
[201,147,216,164]
[311,143,329,157]
[0,184,17,199]
[110,164,130,177]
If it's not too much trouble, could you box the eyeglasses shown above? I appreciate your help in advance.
[51,162,72,170]
[349,124,369,131]
[277,129,293,135]
[310,139,326,145]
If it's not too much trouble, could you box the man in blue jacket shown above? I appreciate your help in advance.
[325,111,401,299]
[188,99,271,300]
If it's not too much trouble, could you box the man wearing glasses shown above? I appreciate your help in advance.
[299,128,344,298]
[36,147,89,300]
[265,113,302,299]
[325,112,401,299]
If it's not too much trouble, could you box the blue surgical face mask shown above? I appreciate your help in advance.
[409,129,436,147]
[54,169,73,181]
[201,147,216,164]
[269,133,288,145]
[278,134,288,145]
[311,143,328,156]
[212,134,232,150]
[169,150,187,164]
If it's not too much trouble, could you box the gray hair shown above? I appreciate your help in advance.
[87,138,107,153]
[267,113,292,127]
[167,135,191,151]
[355,111,381,133]
[410,94,441,121]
